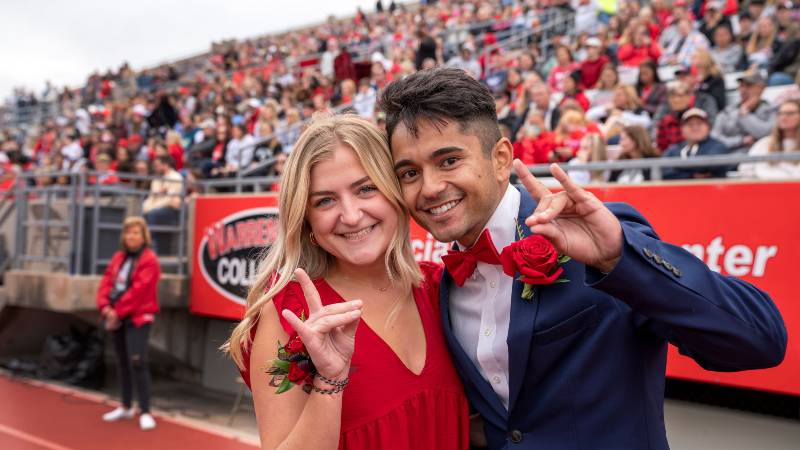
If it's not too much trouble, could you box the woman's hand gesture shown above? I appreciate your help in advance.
[281,269,362,380]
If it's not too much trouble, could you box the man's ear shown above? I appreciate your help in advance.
[491,137,514,183]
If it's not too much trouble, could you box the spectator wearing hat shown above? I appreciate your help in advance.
[618,22,663,67]
[712,72,776,152]
[655,80,719,152]
[710,23,748,73]
[579,37,611,89]
[662,108,731,179]
[636,59,668,116]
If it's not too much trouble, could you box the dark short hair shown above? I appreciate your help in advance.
[379,67,501,155]
[155,155,175,168]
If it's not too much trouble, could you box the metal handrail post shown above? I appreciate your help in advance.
[177,178,188,276]
[43,184,52,259]
[90,179,101,275]
[67,175,78,274]
[14,181,25,269]
[74,173,87,275]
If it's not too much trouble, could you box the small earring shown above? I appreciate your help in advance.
[309,232,318,246]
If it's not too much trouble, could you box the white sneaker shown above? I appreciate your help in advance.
[139,413,156,431]
[102,407,135,422]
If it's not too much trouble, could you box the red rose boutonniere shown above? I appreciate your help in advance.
[500,223,570,300]
[265,320,317,394]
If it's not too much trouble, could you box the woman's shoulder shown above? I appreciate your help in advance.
[748,136,772,155]
[417,261,444,301]
[140,248,160,264]
[418,261,443,282]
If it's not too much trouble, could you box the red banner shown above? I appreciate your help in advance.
[190,194,279,320]
[190,183,800,395]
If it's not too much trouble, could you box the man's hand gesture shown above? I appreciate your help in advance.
[513,160,623,273]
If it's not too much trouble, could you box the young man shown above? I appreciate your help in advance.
[379,68,786,450]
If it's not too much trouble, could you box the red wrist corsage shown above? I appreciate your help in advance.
[266,331,317,394]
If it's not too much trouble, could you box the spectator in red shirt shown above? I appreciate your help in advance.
[560,71,591,111]
[539,108,602,163]
[165,131,184,171]
[618,22,663,67]
[547,45,579,92]
[92,153,120,185]
[579,37,610,89]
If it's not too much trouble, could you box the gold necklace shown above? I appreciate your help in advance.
[334,274,392,292]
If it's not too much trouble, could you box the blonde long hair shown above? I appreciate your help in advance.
[225,114,422,369]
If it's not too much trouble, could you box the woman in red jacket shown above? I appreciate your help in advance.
[96,216,161,431]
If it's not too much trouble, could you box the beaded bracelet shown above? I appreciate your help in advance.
[312,374,349,394]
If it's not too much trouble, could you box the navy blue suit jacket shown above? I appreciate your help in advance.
[439,186,787,450]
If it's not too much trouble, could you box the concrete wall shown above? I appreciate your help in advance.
[4,270,188,311]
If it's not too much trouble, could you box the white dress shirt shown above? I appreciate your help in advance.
[450,184,520,409]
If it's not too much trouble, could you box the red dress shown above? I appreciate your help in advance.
[240,263,469,450]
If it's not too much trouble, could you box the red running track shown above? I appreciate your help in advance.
[0,374,259,450]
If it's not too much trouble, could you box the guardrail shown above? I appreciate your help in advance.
[9,171,190,276]
[1,142,797,280]
[522,152,800,182]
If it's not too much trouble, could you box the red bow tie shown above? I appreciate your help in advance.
[441,229,502,287]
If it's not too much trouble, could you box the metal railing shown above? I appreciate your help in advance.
[0,151,796,282]
[521,152,800,182]
[9,171,190,276]
[481,9,576,66]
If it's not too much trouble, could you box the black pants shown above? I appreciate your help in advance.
[111,321,152,413]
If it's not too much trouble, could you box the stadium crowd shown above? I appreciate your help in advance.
[2,0,800,208]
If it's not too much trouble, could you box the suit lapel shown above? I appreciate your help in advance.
[506,186,540,412]
[439,269,507,424]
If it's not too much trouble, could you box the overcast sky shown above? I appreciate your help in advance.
[0,0,389,100]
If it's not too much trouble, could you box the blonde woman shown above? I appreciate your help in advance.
[97,216,161,431]
[747,16,781,68]
[225,115,469,450]
[587,85,652,141]
[741,98,800,179]
[692,49,727,110]
[567,133,610,184]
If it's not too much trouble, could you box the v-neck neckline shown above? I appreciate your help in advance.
[317,279,429,377]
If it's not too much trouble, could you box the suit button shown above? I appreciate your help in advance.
[509,430,523,443]
[643,248,654,258]
[664,261,674,270]
[653,254,664,264]
[673,267,682,277]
